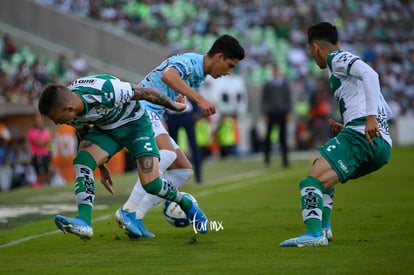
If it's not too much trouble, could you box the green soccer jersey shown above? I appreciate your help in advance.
[67,74,144,130]
[327,50,392,146]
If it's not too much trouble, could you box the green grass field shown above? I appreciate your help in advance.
[1,146,413,274]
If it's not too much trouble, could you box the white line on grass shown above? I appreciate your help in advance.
[0,214,111,249]
[0,168,300,249]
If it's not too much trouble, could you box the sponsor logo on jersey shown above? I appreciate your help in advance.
[71,78,97,86]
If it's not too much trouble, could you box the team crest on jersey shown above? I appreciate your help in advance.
[95,105,111,116]
[337,53,350,63]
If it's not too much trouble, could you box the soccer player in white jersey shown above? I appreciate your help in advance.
[280,22,393,247]
[38,74,209,239]
[115,34,245,237]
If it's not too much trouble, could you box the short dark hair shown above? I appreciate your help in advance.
[307,22,339,45]
[207,34,245,60]
[38,84,69,116]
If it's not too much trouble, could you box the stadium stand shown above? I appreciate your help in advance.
[6,0,413,117]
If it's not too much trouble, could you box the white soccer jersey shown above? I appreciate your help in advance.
[68,74,145,130]
[327,49,392,146]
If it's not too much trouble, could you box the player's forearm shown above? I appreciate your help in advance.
[161,70,204,104]
[133,86,182,111]
[173,84,203,104]
[162,74,203,103]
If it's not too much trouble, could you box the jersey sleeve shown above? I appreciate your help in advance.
[349,59,381,116]
[102,79,135,107]
[329,51,360,77]
[168,58,193,79]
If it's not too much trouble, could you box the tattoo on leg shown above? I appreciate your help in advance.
[138,156,154,173]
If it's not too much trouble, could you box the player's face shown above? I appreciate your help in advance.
[210,55,239,78]
[47,107,76,125]
[308,42,327,69]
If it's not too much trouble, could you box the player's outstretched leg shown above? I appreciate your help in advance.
[143,177,208,234]
[116,150,179,238]
[55,151,96,240]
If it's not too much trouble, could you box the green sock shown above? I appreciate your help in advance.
[299,176,324,234]
[143,178,193,211]
[78,204,93,225]
[322,187,335,227]
[73,151,97,226]
[74,174,95,226]
[178,197,193,212]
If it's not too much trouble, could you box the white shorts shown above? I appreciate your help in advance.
[146,110,179,150]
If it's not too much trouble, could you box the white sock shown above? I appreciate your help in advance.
[133,168,193,219]
[158,150,177,173]
[122,149,177,218]
[163,168,193,189]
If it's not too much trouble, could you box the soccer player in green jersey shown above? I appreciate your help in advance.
[38,74,209,239]
[280,22,393,247]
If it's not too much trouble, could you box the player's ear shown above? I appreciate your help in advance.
[65,105,75,113]
[215,53,224,62]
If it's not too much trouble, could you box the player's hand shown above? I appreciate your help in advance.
[99,164,114,195]
[365,115,381,146]
[173,94,187,112]
[198,99,216,117]
[328,118,344,136]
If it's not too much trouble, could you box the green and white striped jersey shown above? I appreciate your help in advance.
[68,74,144,130]
[327,50,392,146]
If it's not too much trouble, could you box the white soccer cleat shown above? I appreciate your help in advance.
[54,215,93,240]
[322,227,333,241]
[280,233,328,247]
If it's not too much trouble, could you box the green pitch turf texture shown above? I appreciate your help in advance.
[1,146,413,274]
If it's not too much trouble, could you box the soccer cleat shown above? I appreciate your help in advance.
[55,215,93,240]
[114,208,142,238]
[184,194,209,234]
[279,232,328,247]
[114,208,155,238]
[136,219,155,238]
[322,225,333,241]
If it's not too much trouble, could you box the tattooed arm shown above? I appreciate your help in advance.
[131,84,187,112]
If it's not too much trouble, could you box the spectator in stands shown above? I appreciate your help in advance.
[0,137,12,192]
[27,114,52,187]
[1,33,17,60]
[0,120,12,142]
[70,52,88,76]
[9,137,37,189]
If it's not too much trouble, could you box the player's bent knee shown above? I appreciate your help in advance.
[73,150,97,170]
